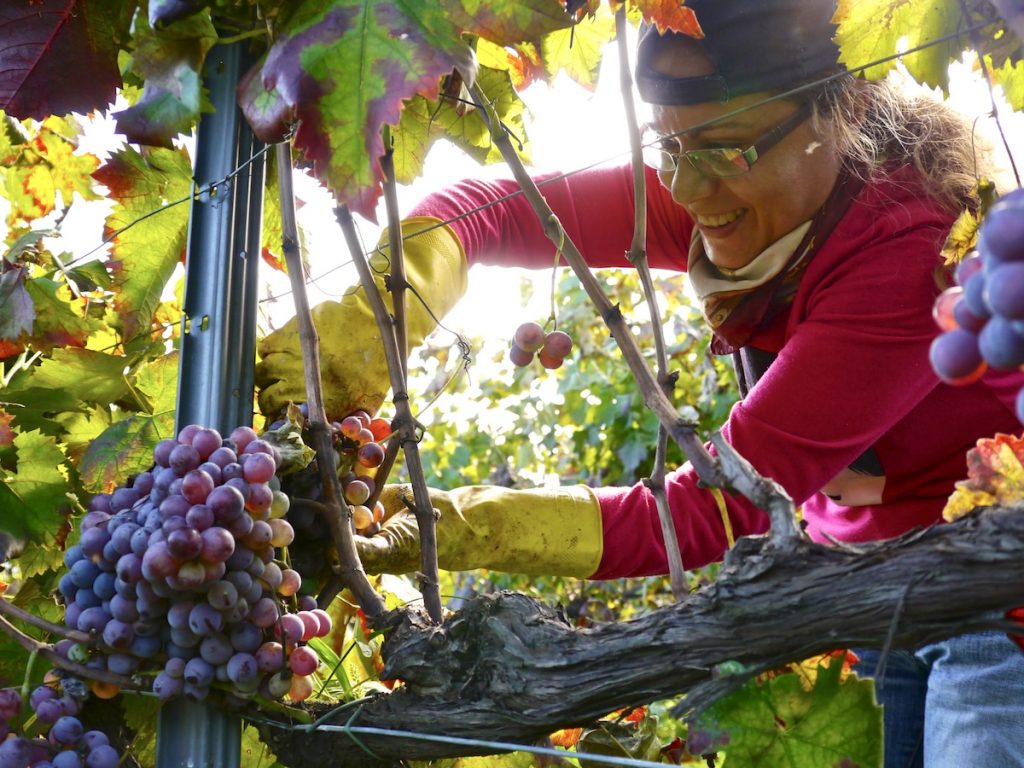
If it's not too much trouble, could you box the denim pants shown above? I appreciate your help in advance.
[853,631,1024,768]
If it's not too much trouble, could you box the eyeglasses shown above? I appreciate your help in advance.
[642,103,813,178]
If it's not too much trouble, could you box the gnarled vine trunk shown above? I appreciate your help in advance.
[256,506,1024,766]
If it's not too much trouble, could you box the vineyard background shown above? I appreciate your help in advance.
[2,1,1024,766]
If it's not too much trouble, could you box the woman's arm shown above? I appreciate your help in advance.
[410,164,693,270]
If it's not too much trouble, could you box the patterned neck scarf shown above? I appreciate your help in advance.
[687,169,865,355]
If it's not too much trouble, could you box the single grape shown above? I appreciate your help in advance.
[183,658,214,688]
[357,442,385,469]
[537,349,564,370]
[268,519,294,548]
[51,716,84,746]
[979,189,1024,264]
[242,453,276,484]
[508,343,534,367]
[351,505,373,530]
[86,744,120,768]
[190,428,223,460]
[344,480,370,506]
[287,674,314,703]
[929,328,986,385]
[255,641,285,673]
[288,645,319,676]
[0,688,21,720]
[368,417,391,442]
[226,653,260,686]
[963,270,992,319]
[181,469,215,505]
[542,330,573,358]
[985,262,1024,319]
[339,416,363,440]
[978,316,1024,369]
[278,569,301,597]
[513,321,546,353]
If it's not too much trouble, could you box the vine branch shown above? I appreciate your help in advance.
[334,206,444,624]
[615,6,687,599]
[274,142,385,618]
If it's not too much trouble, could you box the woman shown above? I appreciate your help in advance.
[256,2,1024,764]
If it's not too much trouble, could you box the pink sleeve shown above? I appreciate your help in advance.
[592,197,951,577]
[410,164,693,270]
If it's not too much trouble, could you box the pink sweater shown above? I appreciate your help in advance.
[412,164,1024,578]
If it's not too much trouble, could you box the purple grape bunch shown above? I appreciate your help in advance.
[58,424,333,707]
[0,683,119,768]
[930,188,1024,420]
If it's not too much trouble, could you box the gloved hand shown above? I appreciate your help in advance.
[255,217,468,420]
[356,484,604,577]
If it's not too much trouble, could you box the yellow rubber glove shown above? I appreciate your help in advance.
[356,484,604,577]
[256,217,468,420]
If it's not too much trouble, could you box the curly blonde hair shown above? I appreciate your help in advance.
[811,75,991,214]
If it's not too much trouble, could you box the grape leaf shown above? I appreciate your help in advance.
[393,66,530,183]
[990,54,1024,111]
[241,0,475,219]
[0,633,31,689]
[693,660,882,767]
[10,348,136,410]
[242,724,286,768]
[0,430,71,545]
[115,10,217,147]
[834,0,961,91]
[120,692,160,767]
[943,433,1024,521]
[540,4,617,90]
[15,539,66,579]
[2,116,100,228]
[0,267,34,341]
[635,0,704,37]
[93,145,192,340]
[440,0,572,45]
[476,39,545,90]
[24,276,98,353]
[0,0,133,120]
[77,352,178,493]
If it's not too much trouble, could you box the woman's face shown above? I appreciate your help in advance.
[647,43,842,271]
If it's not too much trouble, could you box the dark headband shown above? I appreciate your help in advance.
[636,0,844,105]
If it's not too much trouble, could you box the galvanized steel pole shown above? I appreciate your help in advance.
[158,39,265,767]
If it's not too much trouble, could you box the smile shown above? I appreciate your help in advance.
[695,209,745,228]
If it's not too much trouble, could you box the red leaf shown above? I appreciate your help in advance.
[636,0,705,38]
[0,0,131,119]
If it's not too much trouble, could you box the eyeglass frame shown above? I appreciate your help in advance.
[642,102,814,178]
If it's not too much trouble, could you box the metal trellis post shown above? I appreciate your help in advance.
[157,39,265,767]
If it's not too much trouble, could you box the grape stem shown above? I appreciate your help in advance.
[335,203,444,625]
[467,78,803,548]
[274,141,386,619]
[0,611,139,689]
[615,6,688,600]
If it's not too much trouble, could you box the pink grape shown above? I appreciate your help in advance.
[228,426,258,451]
[344,479,370,505]
[339,416,362,439]
[537,349,564,369]
[181,469,215,504]
[190,428,223,460]
[288,645,319,676]
[932,287,962,331]
[509,343,534,367]
[542,330,573,358]
[242,452,276,484]
[513,321,546,352]
[357,442,385,468]
[255,641,285,673]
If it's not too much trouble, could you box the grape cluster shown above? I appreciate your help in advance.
[509,322,573,369]
[930,189,1024,420]
[0,678,119,768]
[58,424,333,707]
[336,410,389,535]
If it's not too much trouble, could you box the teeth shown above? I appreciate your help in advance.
[696,210,743,228]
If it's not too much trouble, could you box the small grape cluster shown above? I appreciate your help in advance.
[0,679,119,768]
[334,410,389,535]
[509,322,573,369]
[930,189,1024,420]
[58,424,333,708]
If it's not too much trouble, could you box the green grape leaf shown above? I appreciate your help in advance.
[834,0,961,91]
[115,10,217,146]
[9,348,135,409]
[77,352,178,493]
[440,0,571,45]
[693,660,882,767]
[241,0,475,219]
[15,540,66,579]
[120,692,160,767]
[392,65,530,183]
[3,116,101,228]
[540,5,617,90]
[0,267,34,341]
[25,276,97,353]
[0,633,31,688]
[0,430,71,545]
[242,725,286,768]
[55,406,115,466]
[0,0,133,120]
[261,152,286,273]
[93,145,191,340]
[990,54,1024,111]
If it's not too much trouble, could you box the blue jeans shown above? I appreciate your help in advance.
[853,631,1024,768]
